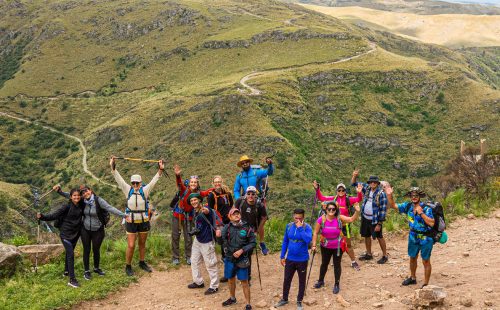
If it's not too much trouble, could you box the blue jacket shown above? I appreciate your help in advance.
[280,222,312,262]
[233,164,274,199]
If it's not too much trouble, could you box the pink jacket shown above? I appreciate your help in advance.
[316,188,362,217]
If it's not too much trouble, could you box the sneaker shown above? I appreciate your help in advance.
[139,261,152,272]
[274,299,288,307]
[204,288,219,295]
[333,283,340,294]
[172,258,180,265]
[297,301,303,310]
[402,277,417,286]
[359,253,373,261]
[377,256,388,264]
[83,271,92,280]
[93,268,106,276]
[351,261,361,271]
[220,276,228,283]
[63,271,69,277]
[260,242,269,255]
[188,282,205,289]
[222,297,237,307]
[313,280,324,289]
[67,278,80,288]
[186,257,191,265]
[125,265,134,276]
[245,305,252,310]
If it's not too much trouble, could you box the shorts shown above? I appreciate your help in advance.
[360,216,383,239]
[224,257,249,281]
[408,239,433,260]
[126,221,151,234]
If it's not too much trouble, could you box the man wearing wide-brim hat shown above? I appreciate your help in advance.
[233,155,275,200]
[385,186,436,288]
[351,171,389,264]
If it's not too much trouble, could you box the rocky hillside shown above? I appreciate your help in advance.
[0,0,499,239]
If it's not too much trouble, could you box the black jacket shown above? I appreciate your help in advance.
[41,201,84,240]
[219,221,256,261]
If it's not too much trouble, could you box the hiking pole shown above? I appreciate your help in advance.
[306,249,316,291]
[115,157,160,163]
[254,247,263,290]
[310,192,317,226]
[35,219,40,274]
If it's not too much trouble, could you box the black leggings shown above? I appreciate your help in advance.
[61,236,79,279]
[283,260,308,302]
[80,227,105,271]
[318,246,343,284]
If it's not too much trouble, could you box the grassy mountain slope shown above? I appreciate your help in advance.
[0,0,498,240]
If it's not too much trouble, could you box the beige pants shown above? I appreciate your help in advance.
[191,238,219,289]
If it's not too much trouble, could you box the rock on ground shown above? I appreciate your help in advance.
[413,285,447,308]
[0,242,21,278]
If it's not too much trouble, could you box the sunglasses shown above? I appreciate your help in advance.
[190,175,199,179]
[327,207,336,212]
[337,189,345,192]
[131,182,140,185]
[247,192,256,196]
[410,194,420,198]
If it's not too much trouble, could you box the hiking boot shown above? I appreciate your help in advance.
[402,277,417,286]
[188,282,205,289]
[351,261,361,271]
[93,268,106,276]
[67,278,80,288]
[377,256,388,264]
[220,276,228,283]
[125,265,134,276]
[359,253,373,261]
[260,242,269,255]
[333,283,340,294]
[83,271,92,280]
[186,257,191,265]
[274,299,288,307]
[245,305,252,310]
[297,301,303,310]
[222,297,237,307]
[139,261,152,272]
[63,271,69,277]
[204,288,219,295]
[172,258,180,265]
[313,280,325,289]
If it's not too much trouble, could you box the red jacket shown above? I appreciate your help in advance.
[173,174,213,221]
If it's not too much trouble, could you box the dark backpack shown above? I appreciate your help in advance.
[94,196,110,227]
[424,201,446,243]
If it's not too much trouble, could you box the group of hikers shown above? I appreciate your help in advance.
[36,154,446,310]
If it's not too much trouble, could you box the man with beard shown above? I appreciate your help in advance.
[233,155,274,254]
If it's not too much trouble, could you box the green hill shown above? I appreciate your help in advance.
[0,0,499,239]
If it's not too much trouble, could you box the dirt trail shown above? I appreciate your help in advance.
[76,212,500,310]
[0,111,116,189]
[239,42,377,96]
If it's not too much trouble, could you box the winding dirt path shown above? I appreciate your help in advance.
[0,111,116,188]
[239,42,377,96]
[76,212,500,310]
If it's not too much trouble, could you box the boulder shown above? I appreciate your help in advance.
[0,242,21,277]
[18,244,64,264]
[255,300,268,308]
[412,285,447,308]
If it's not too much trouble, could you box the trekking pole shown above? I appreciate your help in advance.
[306,249,316,290]
[310,192,317,226]
[35,219,40,274]
[115,157,160,163]
[254,247,263,290]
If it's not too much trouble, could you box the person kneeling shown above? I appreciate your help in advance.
[186,193,220,295]
[220,208,256,310]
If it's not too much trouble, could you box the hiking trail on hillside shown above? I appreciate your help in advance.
[239,42,377,96]
[76,212,500,310]
[0,111,116,189]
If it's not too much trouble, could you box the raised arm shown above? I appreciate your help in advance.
[143,160,164,197]
[340,203,360,223]
[384,186,399,210]
[351,169,359,185]
[110,156,131,196]
[348,183,363,204]
[313,180,334,202]
[256,157,274,179]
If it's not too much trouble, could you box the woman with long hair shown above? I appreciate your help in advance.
[311,201,360,294]
[37,188,84,288]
